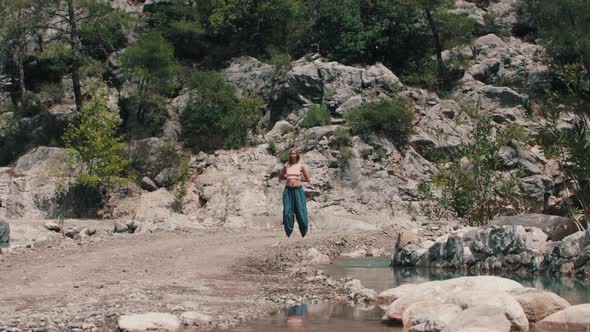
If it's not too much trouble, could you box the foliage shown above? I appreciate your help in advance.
[119,32,177,133]
[300,105,331,128]
[181,71,264,152]
[63,82,129,188]
[338,146,354,167]
[267,139,277,154]
[279,148,290,163]
[200,0,305,60]
[170,159,189,213]
[345,98,415,147]
[518,0,590,68]
[331,127,353,148]
[433,115,527,225]
[496,123,528,147]
[477,12,511,37]
[79,2,130,59]
[401,58,467,91]
[539,63,590,227]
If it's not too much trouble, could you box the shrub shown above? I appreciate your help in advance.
[338,146,354,167]
[433,115,527,225]
[59,82,129,217]
[345,98,414,147]
[331,127,352,148]
[300,105,331,128]
[496,123,528,146]
[267,139,277,154]
[181,71,264,152]
[279,148,290,163]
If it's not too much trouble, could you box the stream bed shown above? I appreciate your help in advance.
[223,257,590,331]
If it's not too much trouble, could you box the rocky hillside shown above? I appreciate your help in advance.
[0,0,586,240]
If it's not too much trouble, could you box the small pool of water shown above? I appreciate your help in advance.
[224,257,590,332]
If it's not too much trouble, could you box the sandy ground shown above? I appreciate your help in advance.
[0,221,398,331]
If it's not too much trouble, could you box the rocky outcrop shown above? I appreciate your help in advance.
[0,147,71,218]
[490,214,578,241]
[380,276,569,332]
[393,225,547,273]
[394,223,590,279]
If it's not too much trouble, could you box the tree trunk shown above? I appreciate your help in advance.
[16,49,26,100]
[67,0,83,112]
[425,9,443,73]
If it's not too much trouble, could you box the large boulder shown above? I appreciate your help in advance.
[490,214,577,241]
[535,304,590,332]
[508,287,570,323]
[445,289,529,331]
[224,56,276,100]
[0,147,71,218]
[442,305,512,332]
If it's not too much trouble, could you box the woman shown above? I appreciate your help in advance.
[278,148,311,237]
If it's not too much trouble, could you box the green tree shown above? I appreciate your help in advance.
[402,0,453,69]
[38,0,129,111]
[63,81,129,186]
[119,32,177,124]
[181,71,264,152]
[200,0,305,60]
[0,0,46,102]
[519,0,590,68]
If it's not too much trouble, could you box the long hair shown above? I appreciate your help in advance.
[288,148,300,165]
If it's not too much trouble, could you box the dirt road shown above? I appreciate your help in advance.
[0,226,392,331]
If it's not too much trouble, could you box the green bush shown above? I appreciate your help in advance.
[345,98,415,147]
[401,58,467,91]
[279,148,290,163]
[433,115,527,225]
[59,82,129,217]
[331,127,352,147]
[301,105,331,128]
[267,139,277,154]
[338,146,354,167]
[496,123,528,146]
[181,71,264,152]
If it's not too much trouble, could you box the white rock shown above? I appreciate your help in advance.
[118,313,181,332]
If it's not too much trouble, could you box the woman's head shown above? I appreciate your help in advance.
[288,148,300,164]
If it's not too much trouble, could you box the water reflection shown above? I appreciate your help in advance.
[221,257,590,331]
[242,302,402,332]
[323,257,590,305]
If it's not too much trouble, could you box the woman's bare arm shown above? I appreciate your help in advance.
[278,164,287,183]
[301,165,311,183]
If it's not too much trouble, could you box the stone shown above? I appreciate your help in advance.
[508,287,570,323]
[479,86,528,107]
[446,289,529,331]
[535,304,590,332]
[114,221,129,233]
[154,167,178,188]
[402,302,461,331]
[140,177,158,192]
[344,279,377,303]
[306,248,331,265]
[117,313,181,332]
[64,228,80,239]
[377,283,417,305]
[490,214,576,241]
[44,221,61,233]
[442,305,512,332]
[180,312,211,327]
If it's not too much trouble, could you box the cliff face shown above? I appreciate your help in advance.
[0,0,575,234]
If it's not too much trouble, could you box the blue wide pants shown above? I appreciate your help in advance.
[282,186,309,237]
